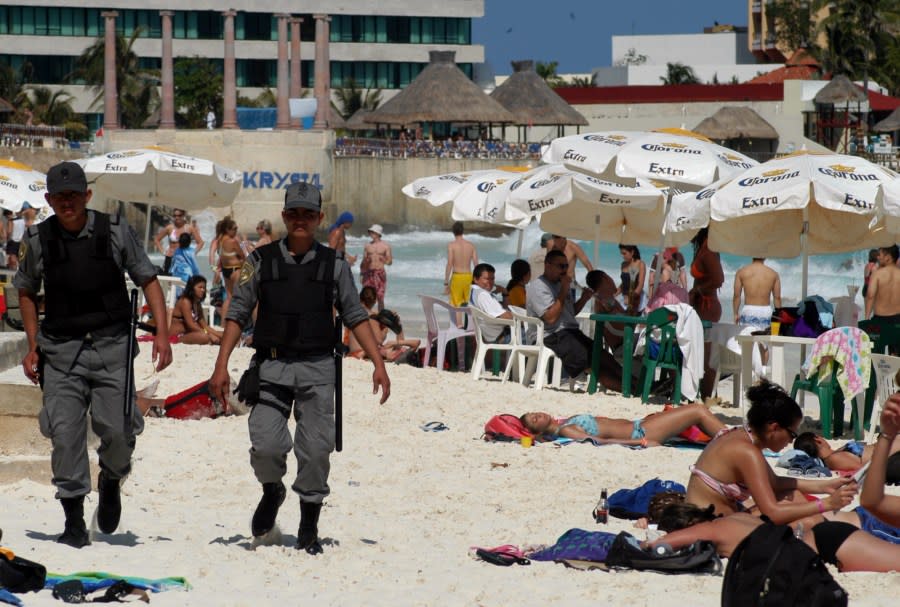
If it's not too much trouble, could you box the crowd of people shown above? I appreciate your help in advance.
[334,136,542,160]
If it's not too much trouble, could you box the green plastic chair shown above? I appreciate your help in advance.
[639,307,681,404]
[789,368,850,439]
[858,319,900,431]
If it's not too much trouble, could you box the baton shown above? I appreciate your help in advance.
[123,289,157,433]
[123,289,139,433]
[334,314,348,452]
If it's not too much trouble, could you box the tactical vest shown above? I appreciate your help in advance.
[38,212,130,338]
[253,242,336,358]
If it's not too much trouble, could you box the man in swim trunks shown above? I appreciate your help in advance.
[865,245,900,326]
[443,221,478,307]
[733,258,781,366]
[360,224,392,311]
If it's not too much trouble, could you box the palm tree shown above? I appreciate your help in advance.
[660,63,700,85]
[569,75,594,87]
[536,61,565,88]
[20,86,75,125]
[0,62,30,108]
[810,0,900,93]
[332,78,382,121]
[68,27,159,128]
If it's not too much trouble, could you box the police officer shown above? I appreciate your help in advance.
[15,161,173,548]
[209,182,390,554]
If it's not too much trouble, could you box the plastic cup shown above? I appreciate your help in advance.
[770,321,781,336]
[520,435,533,448]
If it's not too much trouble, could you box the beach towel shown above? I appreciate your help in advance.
[607,479,686,520]
[806,327,872,403]
[45,572,190,594]
[528,529,617,563]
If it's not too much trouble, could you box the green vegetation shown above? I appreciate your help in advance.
[173,57,223,129]
[660,63,700,85]
[332,78,382,121]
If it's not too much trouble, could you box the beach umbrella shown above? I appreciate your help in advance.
[504,163,697,246]
[542,128,757,189]
[536,128,758,272]
[402,167,535,255]
[665,152,898,299]
[75,147,242,209]
[0,159,49,212]
[881,177,900,237]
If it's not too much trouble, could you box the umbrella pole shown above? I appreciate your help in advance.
[592,214,600,268]
[801,208,809,300]
[651,188,674,297]
[515,228,524,257]
[143,202,153,253]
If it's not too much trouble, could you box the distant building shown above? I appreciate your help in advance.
[0,1,485,121]
[594,26,781,87]
[747,0,829,63]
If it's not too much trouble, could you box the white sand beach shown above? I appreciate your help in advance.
[1,343,898,606]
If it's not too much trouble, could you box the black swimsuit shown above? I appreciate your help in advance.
[811,521,857,566]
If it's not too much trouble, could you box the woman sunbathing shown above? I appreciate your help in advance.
[647,502,900,572]
[519,403,726,448]
[685,380,857,524]
[793,430,900,473]
[169,275,223,345]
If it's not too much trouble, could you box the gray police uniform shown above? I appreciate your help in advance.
[227,238,367,504]
[13,210,156,499]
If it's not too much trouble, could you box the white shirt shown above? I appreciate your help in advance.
[470,284,506,342]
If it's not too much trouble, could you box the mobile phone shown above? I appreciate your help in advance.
[852,461,870,484]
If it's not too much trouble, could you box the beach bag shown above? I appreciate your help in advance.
[721,520,847,607]
[483,414,531,442]
[604,532,721,574]
[607,479,686,520]
[164,381,226,420]
[0,552,46,593]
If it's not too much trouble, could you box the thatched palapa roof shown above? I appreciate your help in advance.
[489,60,588,126]
[873,106,900,132]
[364,51,515,126]
[814,74,867,105]
[693,106,778,140]
[328,106,347,130]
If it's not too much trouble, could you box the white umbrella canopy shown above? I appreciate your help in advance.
[0,159,49,212]
[542,128,758,188]
[401,168,532,228]
[75,148,242,209]
[881,176,900,238]
[503,163,695,246]
[666,152,899,298]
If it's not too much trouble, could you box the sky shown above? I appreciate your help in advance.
[472,0,748,75]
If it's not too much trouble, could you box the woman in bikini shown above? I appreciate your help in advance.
[169,275,223,345]
[155,208,204,274]
[647,502,900,572]
[686,380,856,525]
[688,228,725,398]
[616,244,646,315]
[519,403,726,448]
[216,216,244,321]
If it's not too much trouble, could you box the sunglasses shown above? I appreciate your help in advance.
[784,426,799,440]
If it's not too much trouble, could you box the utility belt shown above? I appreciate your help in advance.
[255,346,333,360]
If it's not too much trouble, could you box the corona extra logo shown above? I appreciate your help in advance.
[829,164,855,172]
[477,181,496,193]
[28,180,46,191]
[738,169,799,186]
[719,153,754,169]
[641,143,701,154]
[762,169,789,178]
[817,166,879,181]
[583,134,627,146]
[107,151,143,159]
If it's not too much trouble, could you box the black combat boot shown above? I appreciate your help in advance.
[97,470,122,534]
[58,496,90,548]
[296,501,323,555]
[251,482,286,537]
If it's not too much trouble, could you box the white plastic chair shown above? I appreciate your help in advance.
[419,294,475,371]
[713,342,743,409]
[469,307,517,381]
[508,305,565,390]
[866,354,900,444]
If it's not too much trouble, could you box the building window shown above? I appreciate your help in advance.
[330,15,470,44]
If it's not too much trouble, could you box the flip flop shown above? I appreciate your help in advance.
[420,421,449,432]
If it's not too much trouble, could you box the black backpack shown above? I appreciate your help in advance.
[721,521,848,607]
[604,531,722,575]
